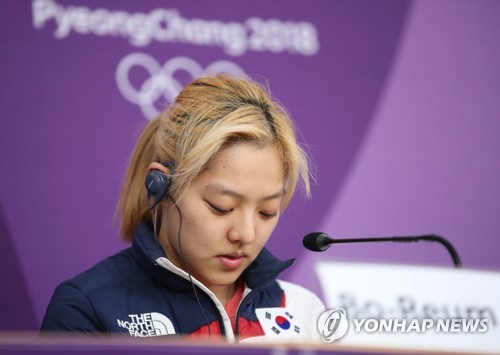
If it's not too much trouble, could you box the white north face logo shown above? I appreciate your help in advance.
[117,312,175,337]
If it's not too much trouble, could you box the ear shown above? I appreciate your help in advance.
[148,162,172,175]
[145,162,175,209]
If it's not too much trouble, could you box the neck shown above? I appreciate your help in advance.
[209,282,237,306]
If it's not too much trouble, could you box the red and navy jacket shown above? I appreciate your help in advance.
[41,221,325,343]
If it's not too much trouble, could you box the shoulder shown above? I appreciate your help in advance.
[277,279,325,310]
[41,281,103,332]
[41,247,143,332]
[66,247,142,295]
[277,279,326,335]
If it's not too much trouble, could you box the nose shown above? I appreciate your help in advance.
[227,211,256,245]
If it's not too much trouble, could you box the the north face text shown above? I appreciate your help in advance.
[117,312,175,337]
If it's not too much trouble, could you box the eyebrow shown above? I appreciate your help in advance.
[204,183,285,202]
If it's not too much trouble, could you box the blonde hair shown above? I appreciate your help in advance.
[117,74,311,241]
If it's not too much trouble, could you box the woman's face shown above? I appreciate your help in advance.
[160,143,285,295]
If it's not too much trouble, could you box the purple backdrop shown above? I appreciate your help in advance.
[1,0,499,330]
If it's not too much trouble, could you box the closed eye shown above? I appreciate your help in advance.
[260,211,278,219]
[207,202,232,215]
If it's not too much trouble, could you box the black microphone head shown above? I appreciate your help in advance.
[303,232,332,252]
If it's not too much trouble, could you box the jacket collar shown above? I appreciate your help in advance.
[132,220,294,290]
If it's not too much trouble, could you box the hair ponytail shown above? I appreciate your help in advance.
[117,115,161,241]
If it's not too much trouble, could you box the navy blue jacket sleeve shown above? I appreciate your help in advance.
[40,282,103,334]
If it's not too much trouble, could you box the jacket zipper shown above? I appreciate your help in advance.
[155,257,237,342]
[234,258,295,337]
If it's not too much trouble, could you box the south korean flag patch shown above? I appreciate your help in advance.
[255,308,303,338]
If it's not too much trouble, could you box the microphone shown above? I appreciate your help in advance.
[303,232,462,268]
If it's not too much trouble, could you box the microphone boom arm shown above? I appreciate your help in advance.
[310,233,462,268]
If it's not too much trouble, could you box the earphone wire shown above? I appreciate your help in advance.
[169,197,212,339]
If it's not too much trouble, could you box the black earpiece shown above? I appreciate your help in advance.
[146,162,210,337]
[145,162,175,209]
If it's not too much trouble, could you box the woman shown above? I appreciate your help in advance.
[41,74,325,342]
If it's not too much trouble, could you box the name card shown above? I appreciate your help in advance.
[315,262,500,353]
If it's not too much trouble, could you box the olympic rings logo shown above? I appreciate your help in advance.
[116,53,247,119]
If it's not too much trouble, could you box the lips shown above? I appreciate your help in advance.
[218,253,246,269]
